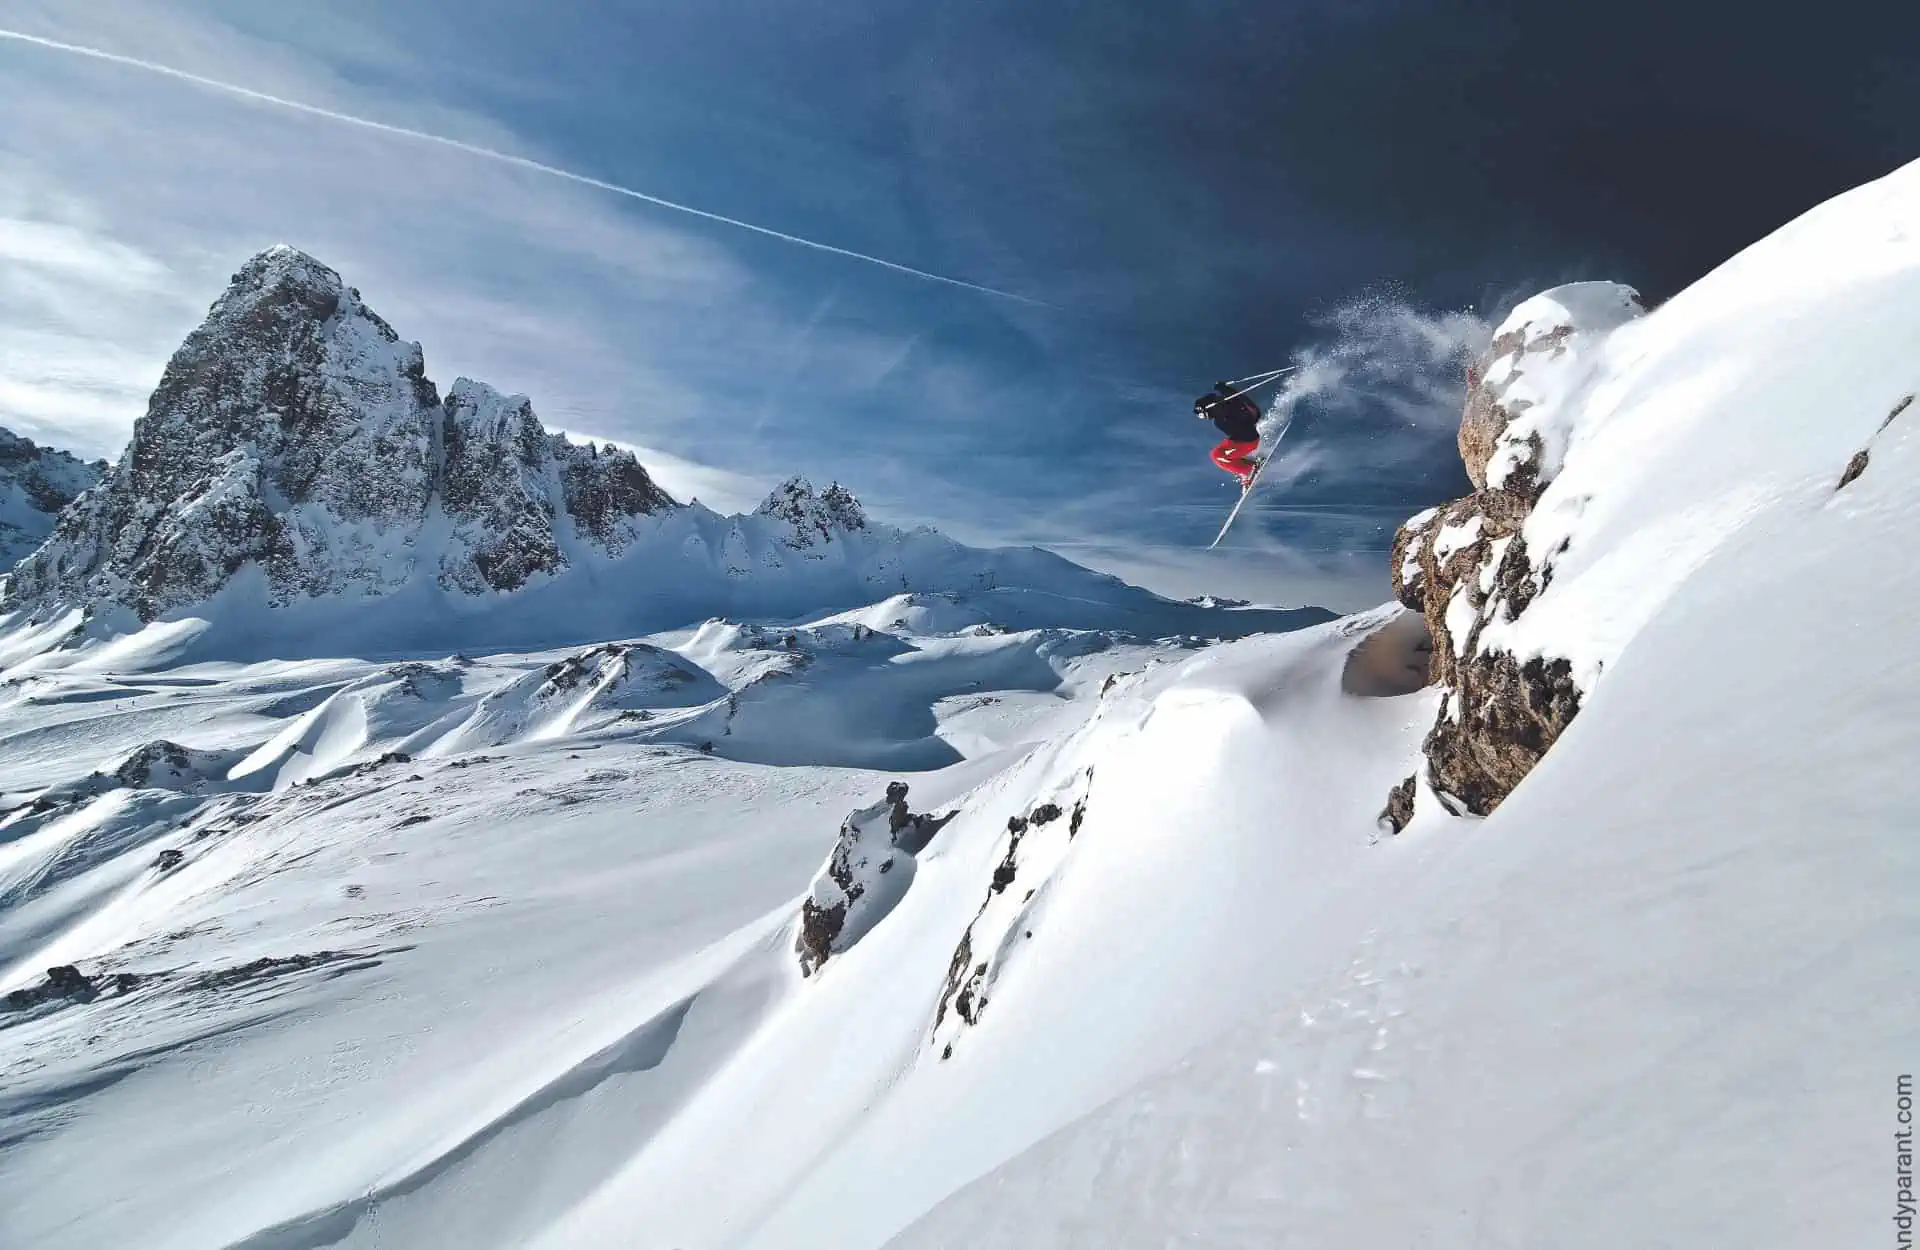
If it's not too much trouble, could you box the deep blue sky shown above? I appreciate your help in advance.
[3,0,1917,607]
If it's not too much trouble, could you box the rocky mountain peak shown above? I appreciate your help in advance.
[755,477,868,548]
[2,247,676,621]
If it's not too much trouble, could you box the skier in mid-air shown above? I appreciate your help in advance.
[1194,381,1263,489]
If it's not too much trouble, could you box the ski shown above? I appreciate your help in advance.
[1206,409,1295,550]
[1207,458,1267,549]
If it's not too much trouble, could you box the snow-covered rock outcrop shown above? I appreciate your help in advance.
[796,782,952,975]
[1457,282,1644,493]
[1,246,674,622]
[931,786,1090,1058]
[1384,282,1645,825]
[0,428,105,571]
[3,740,255,831]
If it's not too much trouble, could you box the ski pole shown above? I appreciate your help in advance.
[1220,366,1299,404]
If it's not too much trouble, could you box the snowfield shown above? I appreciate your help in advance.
[0,590,1352,1250]
[3,159,1920,1250]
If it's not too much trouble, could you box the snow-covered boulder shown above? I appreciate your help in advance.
[0,247,676,622]
[0,428,105,572]
[1458,281,1643,494]
[797,782,951,975]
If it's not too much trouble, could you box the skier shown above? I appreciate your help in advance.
[1194,382,1263,488]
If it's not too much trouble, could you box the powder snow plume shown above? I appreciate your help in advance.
[1258,295,1493,457]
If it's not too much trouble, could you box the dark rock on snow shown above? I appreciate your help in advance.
[5,964,121,1009]
[1835,393,1915,491]
[797,782,953,975]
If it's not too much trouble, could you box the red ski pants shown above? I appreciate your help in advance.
[1211,438,1260,479]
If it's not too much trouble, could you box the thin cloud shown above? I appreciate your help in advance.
[0,11,980,503]
[0,27,1047,307]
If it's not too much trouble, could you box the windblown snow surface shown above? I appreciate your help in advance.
[3,159,1920,1250]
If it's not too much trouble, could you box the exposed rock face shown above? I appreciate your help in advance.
[6,248,441,617]
[931,782,1092,1059]
[440,381,559,595]
[1383,282,1644,831]
[438,383,674,594]
[1,247,675,621]
[756,477,868,549]
[561,438,676,548]
[0,428,105,571]
[797,781,951,975]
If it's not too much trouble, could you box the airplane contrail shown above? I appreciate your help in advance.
[0,27,1045,306]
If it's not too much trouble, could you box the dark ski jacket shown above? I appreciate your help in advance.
[1196,387,1261,442]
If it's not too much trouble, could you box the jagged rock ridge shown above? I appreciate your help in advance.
[1383,282,1645,829]
[755,477,867,549]
[0,428,105,571]
[1,247,675,621]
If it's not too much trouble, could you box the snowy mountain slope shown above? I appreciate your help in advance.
[0,427,104,571]
[0,599,1420,1250]
[0,492,1326,673]
[3,161,1916,1250]
[893,417,1920,1250]
[0,591,1244,1249]
[882,155,1920,1248]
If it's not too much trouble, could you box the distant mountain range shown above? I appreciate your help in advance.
[0,247,1328,669]
[0,427,104,571]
